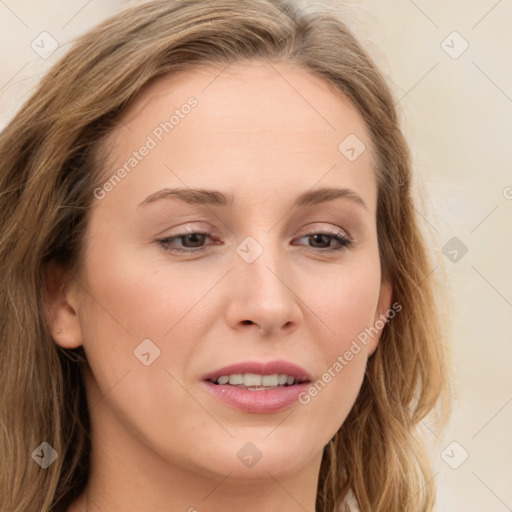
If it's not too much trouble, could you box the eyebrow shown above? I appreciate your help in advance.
[138,186,368,211]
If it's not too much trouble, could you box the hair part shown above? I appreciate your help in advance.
[0,1,451,510]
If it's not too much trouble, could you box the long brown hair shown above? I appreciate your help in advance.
[0,1,451,510]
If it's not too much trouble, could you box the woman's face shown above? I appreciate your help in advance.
[54,60,391,481]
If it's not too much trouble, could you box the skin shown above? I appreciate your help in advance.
[46,59,392,512]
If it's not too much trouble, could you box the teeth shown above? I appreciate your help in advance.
[243,373,261,386]
[228,374,244,385]
[216,375,230,385]
[214,373,299,387]
[261,374,278,386]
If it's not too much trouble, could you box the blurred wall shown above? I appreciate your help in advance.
[1,1,511,510]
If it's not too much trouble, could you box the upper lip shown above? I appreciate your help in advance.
[202,360,312,382]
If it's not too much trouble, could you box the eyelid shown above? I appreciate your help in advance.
[296,222,351,238]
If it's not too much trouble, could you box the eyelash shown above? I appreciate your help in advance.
[157,230,353,254]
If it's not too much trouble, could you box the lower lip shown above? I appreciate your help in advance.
[201,380,311,413]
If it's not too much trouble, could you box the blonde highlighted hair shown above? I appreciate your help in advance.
[0,1,450,510]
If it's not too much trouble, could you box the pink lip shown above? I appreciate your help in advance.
[201,359,312,382]
[200,359,312,414]
[201,380,311,413]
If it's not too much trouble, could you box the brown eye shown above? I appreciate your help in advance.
[294,232,352,252]
[158,231,212,252]
[179,233,208,248]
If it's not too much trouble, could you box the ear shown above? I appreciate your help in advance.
[43,260,83,349]
[368,278,393,356]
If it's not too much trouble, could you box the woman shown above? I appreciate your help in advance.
[0,1,451,510]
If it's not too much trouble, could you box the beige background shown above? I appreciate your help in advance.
[1,1,511,510]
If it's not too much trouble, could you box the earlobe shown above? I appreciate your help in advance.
[44,260,83,349]
[368,279,393,356]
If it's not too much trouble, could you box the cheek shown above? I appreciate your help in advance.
[77,227,224,393]
[302,255,381,424]
[315,252,382,344]
[76,240,215,462]
[79,226,213,341]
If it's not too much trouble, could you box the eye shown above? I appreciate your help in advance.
[157,229,353,254]
[157,231,214,253]
[293,231,352,252]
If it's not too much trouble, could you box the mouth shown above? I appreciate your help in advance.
[200,360,312,412]
[201,359,312,390]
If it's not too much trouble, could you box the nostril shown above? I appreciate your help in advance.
[242,320,254,325]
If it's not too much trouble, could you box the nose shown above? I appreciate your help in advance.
[224,243,303,337]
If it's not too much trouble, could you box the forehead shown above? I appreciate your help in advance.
[98,60,377,213]
[118,60,372,140]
